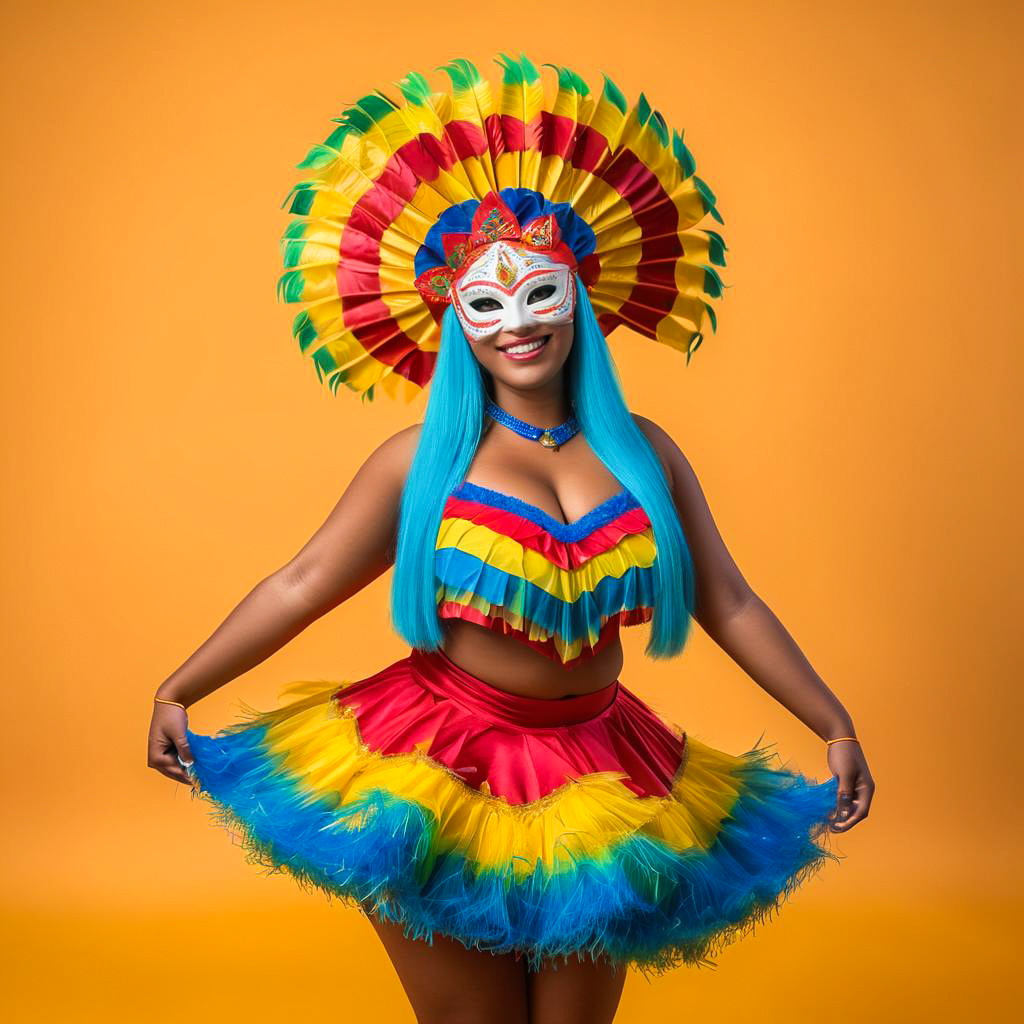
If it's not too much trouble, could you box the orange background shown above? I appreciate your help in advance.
[2,1,1020,1020]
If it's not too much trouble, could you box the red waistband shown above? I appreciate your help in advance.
[407,647,621,729]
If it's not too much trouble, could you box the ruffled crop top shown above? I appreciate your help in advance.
[435,480,657,667]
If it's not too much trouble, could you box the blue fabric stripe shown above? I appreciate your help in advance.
[452,481,641,542]
[435,548,656,639]
[183,722,840,975]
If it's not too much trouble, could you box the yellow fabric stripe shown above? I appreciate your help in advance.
[448,80,496,178]
[230,682,747,878]
[436,517,657,601]
[587,91,628,157]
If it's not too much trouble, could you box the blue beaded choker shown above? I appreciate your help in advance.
[485,399,580,451]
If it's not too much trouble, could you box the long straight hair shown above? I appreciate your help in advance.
[391,278,696,658]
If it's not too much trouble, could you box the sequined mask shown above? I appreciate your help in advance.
[414,191,579,343]
[451,243,576,344]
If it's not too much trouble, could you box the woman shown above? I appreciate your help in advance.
[148,57,873,1024]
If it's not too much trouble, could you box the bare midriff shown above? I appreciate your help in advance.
[440,619,624,699]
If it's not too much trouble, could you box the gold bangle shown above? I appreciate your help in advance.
[825,736,860,746]
[154,696,187,710]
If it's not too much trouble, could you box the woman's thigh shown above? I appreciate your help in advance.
[527,954,628,1024]
[364,911,530,1024]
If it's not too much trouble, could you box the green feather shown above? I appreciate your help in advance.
[296,143,339,171]
[364,91,400,122]
[495,52,520,84]
[312,346,339,382]
[276,269,306,303]
[704,229,728,266]
[702,265,725,298]
[570,66,591,96]
[685,331,704,365]
[439,62,467,91]
[398,71,431,106]
[322,365,348,392]
[672,131,696,178]
[454,58,483,85]
[601,74,628,115]
[545,63,592,98]
[693,176,721,219]
[635,92,652,126]
[439,58,482,92]
[336,106,369,135]
[292,311,319,354]
[545,63,573,91]
[649,110,669,147]
[322,123,353,151]
[340,92,396,135]
[279,222,309,269]
[518,53,541,83]
[283,184,316,216]
[704,301,718,333]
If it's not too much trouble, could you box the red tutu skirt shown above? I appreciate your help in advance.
[184,648,840,974]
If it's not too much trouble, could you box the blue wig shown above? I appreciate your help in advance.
[390,278,696,659]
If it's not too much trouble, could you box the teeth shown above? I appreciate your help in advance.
[504,336,548,355]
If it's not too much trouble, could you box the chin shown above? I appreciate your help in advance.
[491,365,563,391]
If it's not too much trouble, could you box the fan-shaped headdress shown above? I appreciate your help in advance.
[277,55,728,402]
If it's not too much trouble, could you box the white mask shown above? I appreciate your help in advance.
[451,242,576,344]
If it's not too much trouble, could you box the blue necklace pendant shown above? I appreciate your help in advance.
[485,399,580,451]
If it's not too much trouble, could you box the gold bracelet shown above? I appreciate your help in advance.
[825,736,860,746]
[154,696,187,710]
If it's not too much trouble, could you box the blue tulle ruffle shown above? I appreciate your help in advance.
[184,722,840,974]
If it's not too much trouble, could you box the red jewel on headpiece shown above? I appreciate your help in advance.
[414,192,578,310]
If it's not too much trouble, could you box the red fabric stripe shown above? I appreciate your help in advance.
[337,136,457,384]
[537,110,576,163]
[442,496,652,569]
[444,120,489,162]
[330,645,684,804]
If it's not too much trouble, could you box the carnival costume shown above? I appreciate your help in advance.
[182,55,841,975]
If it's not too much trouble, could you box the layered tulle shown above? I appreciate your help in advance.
[436,483,656,665]
[184,650,841,974]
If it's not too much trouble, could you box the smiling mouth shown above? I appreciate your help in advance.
[497,334,551,359]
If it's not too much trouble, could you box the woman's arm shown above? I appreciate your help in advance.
[148,424,420,784]
[635,415,873,832]
[153,424,420,711]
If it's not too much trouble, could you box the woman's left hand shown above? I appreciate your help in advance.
[826,739,874,832]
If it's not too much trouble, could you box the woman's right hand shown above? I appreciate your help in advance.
[148,699,195,785]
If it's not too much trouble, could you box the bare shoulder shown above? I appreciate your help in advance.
[346,422,422,499]
[632,413,676,450]
[364,422,422,473]
[631,413,687,488]
[371,422,423,466]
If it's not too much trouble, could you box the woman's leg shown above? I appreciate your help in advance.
[526,954,628,1024]
[365,911,530,1024]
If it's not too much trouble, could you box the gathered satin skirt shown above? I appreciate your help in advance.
[183,648,841,974]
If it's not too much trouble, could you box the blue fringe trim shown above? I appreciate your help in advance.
[435,549,656,639]
[452,481,640,542]
[184,724,841,975]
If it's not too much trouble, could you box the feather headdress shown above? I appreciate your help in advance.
[278,55,728,402]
